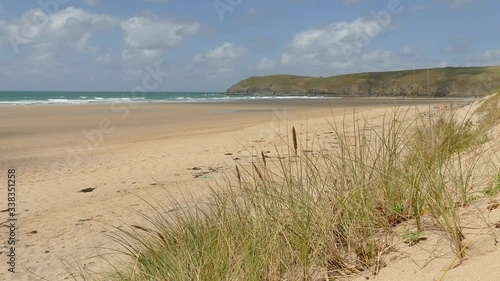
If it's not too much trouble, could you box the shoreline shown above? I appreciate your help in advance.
[0,96,475,107]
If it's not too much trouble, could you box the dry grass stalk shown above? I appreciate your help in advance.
[261,151,267,167]
[253,163,263,181]
[292,126,298,154]
[235,165,241,187]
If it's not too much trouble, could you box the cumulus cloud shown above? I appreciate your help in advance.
[76,32,99,52]
[121,15,200,50]
[121,48,164,65]
[277,24,439,75]
[194,42,248,62]
[6,7,119,49]
[119,14,201,65]
[281,18,388,67]
[189,42,248,83]
[2,6,201,64]
[0,5,206,89]
[0,6,120,69]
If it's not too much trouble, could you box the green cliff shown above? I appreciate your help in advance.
[226,66,500,97]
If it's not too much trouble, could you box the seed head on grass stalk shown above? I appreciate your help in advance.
[292,126,298,155]
[253,163,263,181]
[235,165,241,187]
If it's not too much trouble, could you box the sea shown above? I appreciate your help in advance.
[0,91,328,106]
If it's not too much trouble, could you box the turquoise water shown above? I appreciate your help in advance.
[0,91,327,106]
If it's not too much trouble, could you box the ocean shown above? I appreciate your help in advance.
[0,91,328,106]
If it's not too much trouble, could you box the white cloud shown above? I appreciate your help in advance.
[194,42,248,62]
[6,7,119,47]
[76,33,98,52]
[4,7,202,62]
[281,18,387,67]
[4,7,199,56]
[0,6,206,79]
[256,58,276,70]
[482,49,500,58]
[121,15,200,50]
[1,6,119,64]
[121,48,163,65]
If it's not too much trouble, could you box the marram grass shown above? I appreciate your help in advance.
[96,99,499,281]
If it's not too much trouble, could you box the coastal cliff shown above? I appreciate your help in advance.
[226,66,500,97]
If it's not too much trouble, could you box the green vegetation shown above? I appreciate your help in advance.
[227,65,500,97]
[402,230,427,246]
[481,172,500,197]
[99,96,500,280]
[476,88,500,130]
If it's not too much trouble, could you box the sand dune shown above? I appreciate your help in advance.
[1,98,489,280]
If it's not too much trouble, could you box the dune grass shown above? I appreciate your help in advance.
[476,89,500,131]
[99,100,499,280]
[481,172,500,197]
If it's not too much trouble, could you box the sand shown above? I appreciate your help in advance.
[3,97,497,281]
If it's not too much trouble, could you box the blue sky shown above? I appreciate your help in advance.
[0,0,498,91]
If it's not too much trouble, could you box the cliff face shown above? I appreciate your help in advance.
[226,66,500,97]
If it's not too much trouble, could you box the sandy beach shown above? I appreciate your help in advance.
[0,98,484,280]
[2,0,500,278]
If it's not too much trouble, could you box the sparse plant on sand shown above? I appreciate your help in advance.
[481,172,500,197]
[402,230,427,246]
[98,96,499,280]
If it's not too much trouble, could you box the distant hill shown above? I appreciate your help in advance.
[226,66,500,97]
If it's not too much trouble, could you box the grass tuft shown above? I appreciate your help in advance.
[481,172,500,196]
[99,102,500,280]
